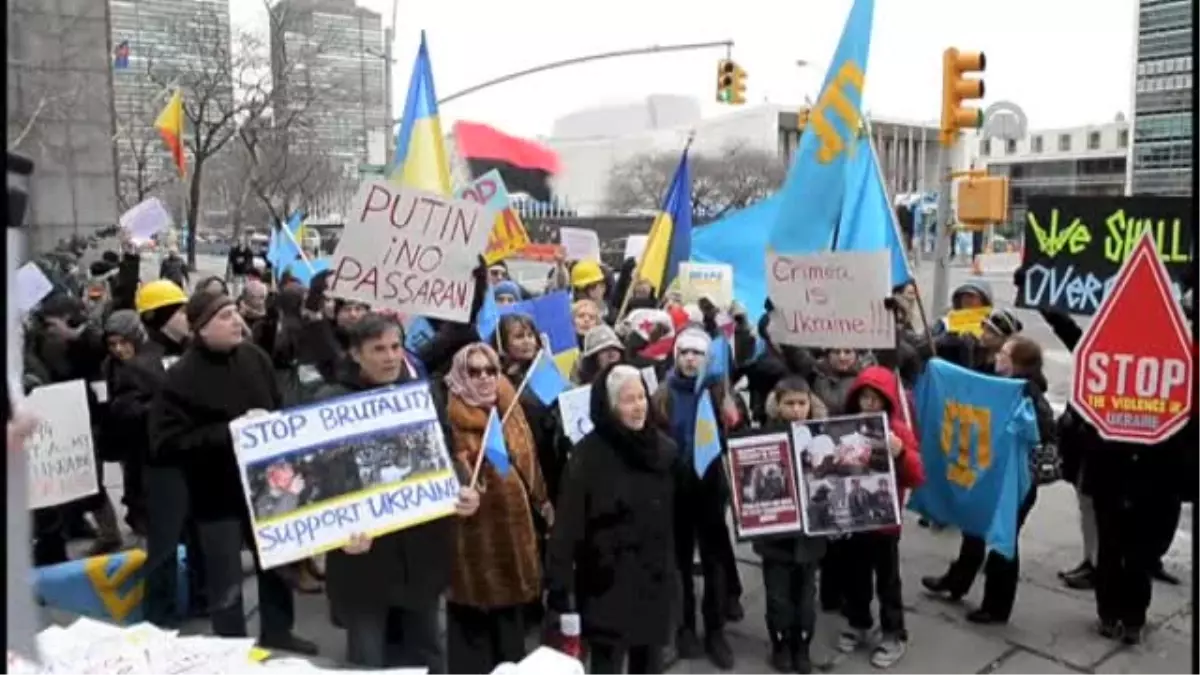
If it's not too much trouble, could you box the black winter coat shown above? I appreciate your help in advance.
[546,365,681,647]
[316,366,466,617]
[149,339,281,522]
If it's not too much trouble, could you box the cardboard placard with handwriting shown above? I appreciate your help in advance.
[1017,196,1194,316]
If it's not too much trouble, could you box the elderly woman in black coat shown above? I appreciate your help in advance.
[546,363,680,674]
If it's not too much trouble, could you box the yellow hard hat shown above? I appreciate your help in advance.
[570,260,604,289]
[135,280,188,314]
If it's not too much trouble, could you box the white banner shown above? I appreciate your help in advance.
[766,250,895,350]
[231,381,460,569]
[27,380,98,509]
[679,262,734,308]
[328,181,490,322]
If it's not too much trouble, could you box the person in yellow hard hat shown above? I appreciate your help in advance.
[117,278,207,628]
[570,260,610,321]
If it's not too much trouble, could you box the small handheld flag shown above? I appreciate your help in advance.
[525,349,568,405]
[482,408,511,477]
[693,390,722,478]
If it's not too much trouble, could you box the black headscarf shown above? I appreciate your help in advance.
[588,363,673,472]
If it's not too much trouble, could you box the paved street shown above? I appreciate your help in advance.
[107,253,1191,673]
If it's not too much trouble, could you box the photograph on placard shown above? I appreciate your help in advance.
[727,431,804,539]
[793,412,901,536]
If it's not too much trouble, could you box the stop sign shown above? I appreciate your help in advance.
[1072,230,1194,444]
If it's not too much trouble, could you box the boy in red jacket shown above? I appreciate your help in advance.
[837,366,924,669]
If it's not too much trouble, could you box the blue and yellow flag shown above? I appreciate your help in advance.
[633,147,692,297]
[389,31,451,194]
[907,359,1038,559]
[693,389,722,479]
[768,0,875,253]
[267,211,305,280]
[525,349,568,405]
[405,316,437,354]
[477,290,580,378]
[835,134,912,287]
[483,408,511,476]
[34,547,190,625]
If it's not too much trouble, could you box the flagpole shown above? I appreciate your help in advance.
[502,350,540,425]
[468,415,493,489]
[470,350,539,489]
[619,130,696,318]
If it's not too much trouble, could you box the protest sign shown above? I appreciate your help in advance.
[945,306,992,337]
[766,250,895,349]
[16,262,53,313]
[458,169,531,265]
[1072,230,1193,445]
[678,262,734,307]
[329,181,490,322]
[557,385,593,444]
[119,197,172,243]
[794,412,901,536]
[231,381,460,569]
[1017,195,1194,315]
[559,227,600,262]
[26,380,98,509]
[727,431,803,539]
[624,235,648,262]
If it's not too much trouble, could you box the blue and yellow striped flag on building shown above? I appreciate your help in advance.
[389,31,452,194]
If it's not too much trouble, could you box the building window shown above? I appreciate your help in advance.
[1031,136,1043,152]
[980,139,991,155]
[1118,129,1129,148]
[1005,139,1017,155]
[1058,134,1072,151]
[1088,131,1101,150]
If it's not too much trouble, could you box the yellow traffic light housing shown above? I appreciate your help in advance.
[956,174,1009,226]
[717,59,747,105]
[940,48,986,146]
[797,106,810,130]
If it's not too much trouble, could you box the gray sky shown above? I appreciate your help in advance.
[233,0,1137,139]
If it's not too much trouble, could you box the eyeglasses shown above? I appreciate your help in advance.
[467,365,499,378]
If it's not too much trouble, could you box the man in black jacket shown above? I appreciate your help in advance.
[149,290,315,653]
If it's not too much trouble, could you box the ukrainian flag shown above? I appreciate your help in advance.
[632,147,692,298]
[768,0,875,253]
[389,31,452,194]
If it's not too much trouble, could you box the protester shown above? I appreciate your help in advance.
[836,366,923,669]
[159,246,189,289]
[444,343,552,674]
[226,236,256,295]
[195,276,229,296]
[547,364,679,675]
[570,261,608,315]
[755,377,829,673]
[922,335,1055,624]
[319,313,480,670]
[571,324,623,386]
[100,310,152,536]
[494,280,522,306]
[497,314,566,505]
[571,298,601,347]
[149,290,314,653]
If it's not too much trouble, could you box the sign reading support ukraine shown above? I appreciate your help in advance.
[907,359,1038,559]
[231,381,460,569]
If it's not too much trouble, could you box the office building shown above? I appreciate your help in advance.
[1128,0,1193,195]
[8,0,121,250]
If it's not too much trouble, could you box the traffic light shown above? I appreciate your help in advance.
[717,59,747,105]
[940,48,986,146]
[797,106,810,130]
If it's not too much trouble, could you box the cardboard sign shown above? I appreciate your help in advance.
[458,170,531,265]
[329,181,490,322]
[1071,230,1193,444]
[1018,195,1194,315]
[231,381,460,569]
[679,262,734,308]
[766,250,895,349]
[26,380,99,509]
[727,431,803,539]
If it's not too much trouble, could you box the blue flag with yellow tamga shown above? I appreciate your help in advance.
[483,408,511,477]
[33,547,190,625]
[693,390,722,479]
[907,359,1038,559]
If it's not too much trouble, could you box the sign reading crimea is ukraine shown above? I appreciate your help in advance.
[329,181,490,322]
[1071,230,1193,445]
[1017,195,1193,316]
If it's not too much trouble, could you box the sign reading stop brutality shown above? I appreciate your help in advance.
[766,250,895,349]
[329,181,490,322]
[26,380,98,509]
[231,381,460,569]
[1018,195,1194,316]
[1071,230,1194,445]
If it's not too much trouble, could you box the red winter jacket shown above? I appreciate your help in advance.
[844,366,925,533]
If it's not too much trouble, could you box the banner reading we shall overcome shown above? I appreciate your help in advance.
[231,381,460,570]
[329,181,490,322]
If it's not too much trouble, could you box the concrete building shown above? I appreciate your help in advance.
[967,120,1130,229]
[109,0,233,212]
[271,0,388,197]
[7,0,121,250]
[543,96,940,216]
[1127,0,1193,195]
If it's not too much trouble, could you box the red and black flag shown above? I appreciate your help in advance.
[453,121,560,203]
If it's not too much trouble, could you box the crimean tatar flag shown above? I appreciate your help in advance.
[389,31,451,194]
[154,89,185,177]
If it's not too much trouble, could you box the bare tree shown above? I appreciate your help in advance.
[113,99,178,211]
[605,143,786,221]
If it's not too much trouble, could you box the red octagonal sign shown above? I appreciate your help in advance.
[1072,229,1194,444]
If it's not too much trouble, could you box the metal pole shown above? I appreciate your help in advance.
[930,144,954,318]
[383,25,394,168]
[437,40,733,106]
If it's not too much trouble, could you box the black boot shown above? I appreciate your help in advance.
[676,626,702,659]
[769,631,793,673]
[920,574,965,601]
[705,629,735,670]
[791,632,813,674]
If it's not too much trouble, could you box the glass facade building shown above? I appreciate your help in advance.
[1130,0,1194,195]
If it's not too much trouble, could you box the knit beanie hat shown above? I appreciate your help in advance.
[983,308,1023,337]
[104,309,147,344]
[494,280,521,300]
[185,291,235,332]
[673,326,712,360]
[582,324,622,358]
[604,364,643,410]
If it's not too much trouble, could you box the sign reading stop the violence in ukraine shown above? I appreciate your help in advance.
[1071,230,1194,445]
